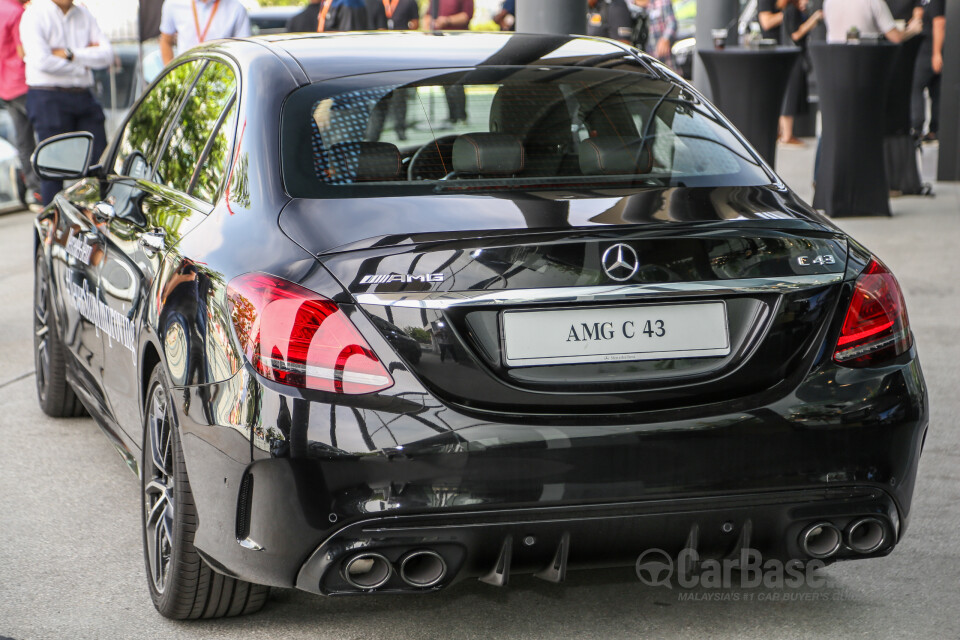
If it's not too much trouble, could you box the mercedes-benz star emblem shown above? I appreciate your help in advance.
[601,243,640,282]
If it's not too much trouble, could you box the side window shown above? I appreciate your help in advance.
[113,60,202,177]
[192,100,238,203]
[154,61,238,201]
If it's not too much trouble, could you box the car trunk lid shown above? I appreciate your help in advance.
[279,187,848,415]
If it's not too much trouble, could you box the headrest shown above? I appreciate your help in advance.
[579,137,653,176]
[452,133,525,177]
[329,141,401,182]
[489,84,572,138]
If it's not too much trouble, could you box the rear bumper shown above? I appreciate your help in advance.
[295,486,900,595]
[177,356,927,592]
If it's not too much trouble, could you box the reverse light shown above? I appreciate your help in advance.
[226,273,393,394]
[833,260,912,367]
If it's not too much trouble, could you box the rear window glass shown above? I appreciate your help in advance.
[281,66,771,198]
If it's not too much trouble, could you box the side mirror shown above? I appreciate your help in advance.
[32,132,94,181]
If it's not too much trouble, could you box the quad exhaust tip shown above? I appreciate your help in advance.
[799,522,842,559]
[846,517,887,554]
[343,552,392,590]
[400,550,447,588]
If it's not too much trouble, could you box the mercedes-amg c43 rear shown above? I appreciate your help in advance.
[31,32,926,618]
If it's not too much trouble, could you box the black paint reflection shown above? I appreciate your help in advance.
[279,185,834,256]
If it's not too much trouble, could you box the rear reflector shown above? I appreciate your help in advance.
[227,273,393,394]
[833,260,912,367]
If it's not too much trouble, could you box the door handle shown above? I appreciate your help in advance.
[139,228,166,255]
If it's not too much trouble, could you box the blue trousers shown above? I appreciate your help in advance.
[26,88,107,205]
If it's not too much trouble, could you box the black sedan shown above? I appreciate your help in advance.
[31,32,927,619]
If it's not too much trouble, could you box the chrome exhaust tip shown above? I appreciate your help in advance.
[343,552,392,590]
[799,522,842,559]
[399,550,447,588]
[846,517,887,554]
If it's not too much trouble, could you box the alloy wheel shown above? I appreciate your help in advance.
[143,383,175,594]
[33,263,50,403]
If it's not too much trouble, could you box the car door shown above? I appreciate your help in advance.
[97,58,239,438]
[47,178,107,415]
[73,58,200,436]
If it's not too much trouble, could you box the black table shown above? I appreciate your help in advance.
[810,42,899,217]
[884,35,925,194]
[698,46,801,165]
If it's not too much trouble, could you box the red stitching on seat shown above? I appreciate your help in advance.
[589,140,603,172]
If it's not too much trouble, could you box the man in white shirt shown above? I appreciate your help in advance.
[160,0,251,64]
[823,0,921,42]
[19,0,112,204]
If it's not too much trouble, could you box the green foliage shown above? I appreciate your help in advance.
[115,61,202,176]
[404,327,432,344]
[154,63,237,201]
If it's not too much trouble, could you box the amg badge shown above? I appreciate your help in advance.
[360,273,445,285]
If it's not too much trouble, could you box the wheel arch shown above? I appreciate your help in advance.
[32,216,68,356]
[141,339,162,413]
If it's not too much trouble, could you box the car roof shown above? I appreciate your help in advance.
[233,31,641,83]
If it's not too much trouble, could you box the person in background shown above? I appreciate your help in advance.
[822,0,920,42]
[493,0,514,31]
[19,0,111,205]
[0,0,41,208]
[288,0,368,33]
[628,0,649,52]
[160,0,250,64]
[367,0,419,30]
[422,0,472,31]
[587,0,633,43]
[816,0,921,182]
[885,0,924,23]
[911,0,945,142]
[366,0,419,140]
[779,0,822,146]
[632,0,676,67]
[424,0,473,125]
[758,0,789,43]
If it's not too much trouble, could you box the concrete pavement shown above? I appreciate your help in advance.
[0,142,958,639]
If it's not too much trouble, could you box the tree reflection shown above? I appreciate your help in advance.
[228,151,251,210]
[114,61,202,176]
[194,101,238,203]
[228,289,257,359]
[149,197,191,246]
[155,62,237,199]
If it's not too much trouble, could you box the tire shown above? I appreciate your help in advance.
[34,246,85,417]
[141,366,269,619]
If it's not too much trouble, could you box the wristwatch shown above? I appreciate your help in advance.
[65,48,74,62]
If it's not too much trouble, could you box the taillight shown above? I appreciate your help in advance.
[833,260,912,367]
[226,273,393,394]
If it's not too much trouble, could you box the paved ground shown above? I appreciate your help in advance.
[1,142,958,639]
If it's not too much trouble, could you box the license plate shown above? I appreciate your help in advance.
[502,302,730,367]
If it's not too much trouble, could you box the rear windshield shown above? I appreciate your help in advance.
[280,66,772,198]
